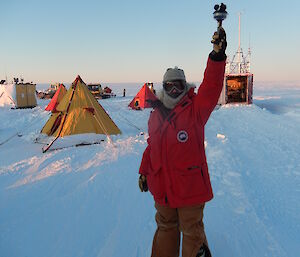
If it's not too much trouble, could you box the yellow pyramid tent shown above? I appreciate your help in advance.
[41,75,121,152]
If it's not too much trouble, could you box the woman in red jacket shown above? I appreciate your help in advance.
[139,27,227,257]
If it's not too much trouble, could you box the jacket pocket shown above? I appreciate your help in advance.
[172,164,208,199]
[147,168,165,200]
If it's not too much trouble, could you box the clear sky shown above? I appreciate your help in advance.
[1,0,299,84]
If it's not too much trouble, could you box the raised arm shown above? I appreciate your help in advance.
[195,26,227,124]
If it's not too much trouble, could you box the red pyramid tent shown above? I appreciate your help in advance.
[45,84,67,112]
[128,83,158,110]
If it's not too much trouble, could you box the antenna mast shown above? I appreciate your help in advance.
[247,34,251,72]
[238,12,241,73]
[226,12,251,75]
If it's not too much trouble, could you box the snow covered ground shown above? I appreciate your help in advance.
[0,82,300,257]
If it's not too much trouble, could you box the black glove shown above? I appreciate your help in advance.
[209,26,227,61]
[138,174,148,192]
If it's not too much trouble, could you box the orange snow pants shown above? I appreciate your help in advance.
[151,202,208,257]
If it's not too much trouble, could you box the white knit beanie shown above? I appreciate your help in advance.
[163,66,186,83]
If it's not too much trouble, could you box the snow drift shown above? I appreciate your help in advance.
[0,83,299,257]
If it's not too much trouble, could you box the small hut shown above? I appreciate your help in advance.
[0,78,37,108]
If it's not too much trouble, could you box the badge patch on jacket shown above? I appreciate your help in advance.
[177,130,188,142]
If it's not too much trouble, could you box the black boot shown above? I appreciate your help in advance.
[196,244,212,257]
[196,246,205,257]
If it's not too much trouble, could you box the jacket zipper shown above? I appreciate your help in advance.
[162,129,170,206]
[188,165,200,170]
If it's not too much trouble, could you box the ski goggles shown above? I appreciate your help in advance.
[163,80,186,93]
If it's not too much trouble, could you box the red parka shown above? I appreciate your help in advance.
[139,58,226,208]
